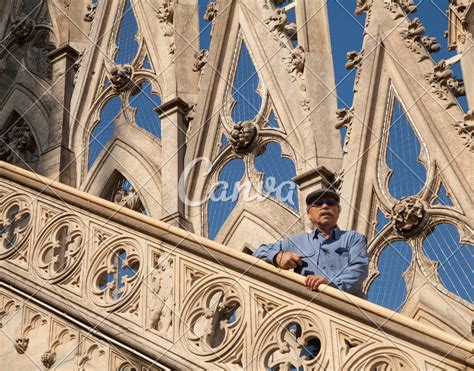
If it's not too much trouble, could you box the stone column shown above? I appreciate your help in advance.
[156,98,192,231]
[38,45,79,186]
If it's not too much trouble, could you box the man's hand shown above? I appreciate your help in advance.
[274,251,302,270]
[304,275,328,291]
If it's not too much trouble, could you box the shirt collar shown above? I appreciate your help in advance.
[313,225,341,239]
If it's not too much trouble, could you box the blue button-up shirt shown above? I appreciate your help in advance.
[253,227,368,298]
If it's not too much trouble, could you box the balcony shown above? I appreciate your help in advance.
[0,161,472,370]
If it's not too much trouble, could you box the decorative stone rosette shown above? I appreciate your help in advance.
[250,307,327,370]
[390,196,428,237]
[33,214,85,283]
[179,276,245,363]
[87,237,142,311]
[0,193,32,259]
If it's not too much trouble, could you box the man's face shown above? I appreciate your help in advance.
[307,196,340,230]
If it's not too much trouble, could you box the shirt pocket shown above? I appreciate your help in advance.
[331,247,350,272]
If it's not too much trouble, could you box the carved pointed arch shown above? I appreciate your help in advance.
[81,139,162,219]
[0,85,49,152]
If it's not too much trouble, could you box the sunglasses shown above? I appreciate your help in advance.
[311,199,339,207]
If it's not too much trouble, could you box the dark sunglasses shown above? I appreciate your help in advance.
[312,199,339,207]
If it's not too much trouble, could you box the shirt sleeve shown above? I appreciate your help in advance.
[330,233,368,294]
[253,237,294,266]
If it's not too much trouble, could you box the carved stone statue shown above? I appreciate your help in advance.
[203,2,218,22]
[229,121,258,152]
[345,50,363,70]
[193,49,208,72]
[147,258,174,333]
[109,64,133,91]
[113,185,143,212]
[390,197,427,236]
[11,18,35,43]
[0,118,39,168]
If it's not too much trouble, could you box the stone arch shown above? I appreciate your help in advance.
[81,139,162,219]
[339,343,419,370]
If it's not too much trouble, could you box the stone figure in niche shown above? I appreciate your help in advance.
[109,64,133,91]
[192,49,208,72]
[113,185,144,213]
[229,121,258,152]
[11,18,35,43]
[0,118,39,169]
[390,196,427,236]
[147,258,174,333]
[203,2,218,22]
[253,188,368,298]
[26,32,55,79]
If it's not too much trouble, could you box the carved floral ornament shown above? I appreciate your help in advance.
[203,2,218,22]
[384,0,417,20]
[355,0,371,16]
[424,59,465,109]
[33,214,85,283]
[156,0,174,37]
[335,107,354,154]
[264,8,297,42]
[400,17,440,62]
[0,193,32,259]
[87,237,142,310]
[390,196,428,237]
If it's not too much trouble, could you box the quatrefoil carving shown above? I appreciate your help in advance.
[88,237,142,310]
[0,194,32,259]
[180,276,245,363]
[34,214,84,282]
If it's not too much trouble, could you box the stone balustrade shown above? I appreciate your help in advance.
[0,161,472,370]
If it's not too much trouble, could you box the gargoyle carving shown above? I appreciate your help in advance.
[283,45,305,80]
[345,50,363,70]
[390,197,427,237]
[229,121,258,152]
[264,9,297,41]
[84,2,97,22]
[355,0,370,16]
[193,49,208,72]
[109,64,133,91]
[14,335,29,354]
[424,60,465,108]
[335,108,354,153]
[41,350,56,368]
[157,0,174,37]
[203,2,218,22]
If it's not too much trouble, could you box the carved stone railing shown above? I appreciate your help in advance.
[0,162,472,370]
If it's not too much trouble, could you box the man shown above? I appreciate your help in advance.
[253,188,368,298]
